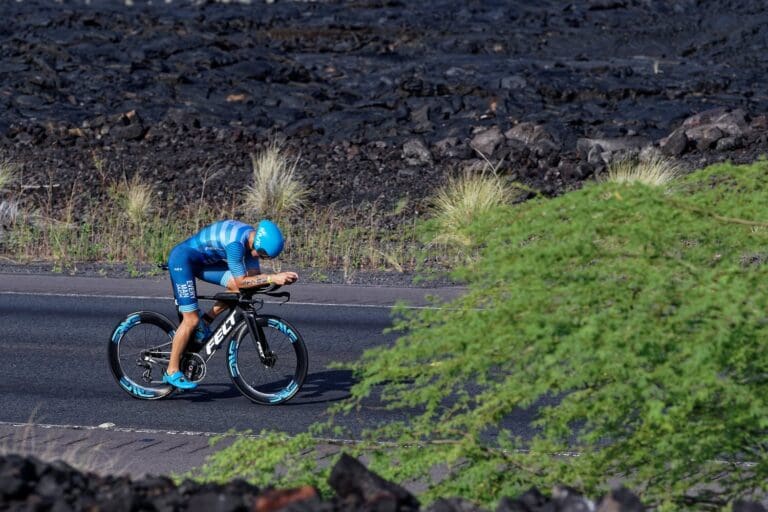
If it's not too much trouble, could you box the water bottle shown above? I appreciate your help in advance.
[193,311,211,343]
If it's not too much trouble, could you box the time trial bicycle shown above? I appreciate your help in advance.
[108,283,307,405]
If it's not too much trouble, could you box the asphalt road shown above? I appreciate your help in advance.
[0,274,465,476]
[1,294,392,431]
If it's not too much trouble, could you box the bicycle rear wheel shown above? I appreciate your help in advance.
[227,315,308,405]
[108,311,176,400]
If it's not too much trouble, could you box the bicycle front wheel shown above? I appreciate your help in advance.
[108,311,176,400]
[227,315,308,405]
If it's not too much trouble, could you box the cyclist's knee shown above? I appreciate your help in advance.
[180,311,199,325]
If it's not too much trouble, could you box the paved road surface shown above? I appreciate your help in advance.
[0,273,465,477]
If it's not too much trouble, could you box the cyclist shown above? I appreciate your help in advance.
[164,219,298,390]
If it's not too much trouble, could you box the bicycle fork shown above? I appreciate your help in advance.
[244,313,276,367]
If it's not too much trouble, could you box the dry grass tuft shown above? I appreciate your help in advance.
[0,158,18,191]
[243,143,308,222]
[430,167,515,248]
[0,200,20,226]
[122,175,155,225]
[606,155,681,186]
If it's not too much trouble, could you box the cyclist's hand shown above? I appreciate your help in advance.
[272,272,299,286]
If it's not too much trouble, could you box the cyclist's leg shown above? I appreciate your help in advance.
[196,262,231,321]
[166,246,202,388]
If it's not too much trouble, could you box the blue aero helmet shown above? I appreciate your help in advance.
[253,219,285,258]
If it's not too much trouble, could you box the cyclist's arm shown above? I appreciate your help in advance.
[233,273,272,288]
[224,242,297,288]
[233,272,298,288]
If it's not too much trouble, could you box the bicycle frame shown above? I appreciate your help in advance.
[199,308,240,359]
[194,292,284,364]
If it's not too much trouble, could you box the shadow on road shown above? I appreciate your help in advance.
[290,369,356,405]
[164,370,357,405]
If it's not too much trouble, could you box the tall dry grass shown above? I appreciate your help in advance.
[429,166,516,248]
[0,191,433,275]
[606,155,681,186]
[122,174,155,226]
[0,157,18,191]
[0,151,467,275]
[242,143,308,223]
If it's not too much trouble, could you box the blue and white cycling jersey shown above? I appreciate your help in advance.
[182,220,255,276]
[168,220,260,313]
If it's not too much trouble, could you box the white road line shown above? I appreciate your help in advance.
[3,421,755,468]
[0,420,360,446]
[0,291,444,309]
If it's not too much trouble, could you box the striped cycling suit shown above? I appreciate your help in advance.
[168,220,260,313]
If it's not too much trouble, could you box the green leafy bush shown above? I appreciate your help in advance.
[196,161,768,510]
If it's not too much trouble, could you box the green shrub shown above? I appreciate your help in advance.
[195,161,768,510]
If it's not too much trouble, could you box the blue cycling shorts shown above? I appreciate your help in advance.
[168,244,259,313]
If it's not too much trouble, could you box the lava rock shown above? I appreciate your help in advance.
[5,453,767,512]
[186,490,245,512]
[2,0,768,215]
[552,485,595,512]
[751,114,768,131]
[681,107,748,134]
[715,136,743,152]
[596,487,644,512]
[329,453,420,511]
[0,454,37,500]
[433,136,471,160]
[576,137,649,158]
[732,501,768,512]
[402,137,433,166]
[111,122,145,141]
[687,125,724,150]
[659,128,689,157]
[499,75,527,90]
[253,486,319,512]
[505,123,557,148]
[496,487,550,512]
[470,126,504,157]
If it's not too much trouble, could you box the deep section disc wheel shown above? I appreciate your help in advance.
[108,311,176,400]
[227,315,308,405]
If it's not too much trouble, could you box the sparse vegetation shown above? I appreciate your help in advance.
[0,152,447,274]
[120,174,155,226]
[242,142,309,223]
[606,154,681,186]
[427,165,518,249]
[0,158,18,191]
[0,200,19,226]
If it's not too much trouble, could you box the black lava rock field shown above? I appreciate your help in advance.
[2,0,768,214]
[8,452,765,512]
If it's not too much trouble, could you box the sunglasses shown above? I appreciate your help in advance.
[256,249,271,258]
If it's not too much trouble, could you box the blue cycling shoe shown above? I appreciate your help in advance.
[163,371,198,390]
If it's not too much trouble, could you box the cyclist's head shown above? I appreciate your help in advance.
[252,219,284,259]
